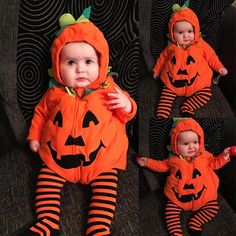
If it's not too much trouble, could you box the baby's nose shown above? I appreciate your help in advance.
[76,63,84,72]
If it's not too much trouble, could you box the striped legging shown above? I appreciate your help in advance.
[156,86,212,118]
[28,166,118,236]
[165,200,219,236]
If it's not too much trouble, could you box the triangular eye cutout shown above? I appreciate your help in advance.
[175,169,182,179]
[192,168,201,179]
[82,110,99,128]
[186,55,195,65]
[53,111,63,127]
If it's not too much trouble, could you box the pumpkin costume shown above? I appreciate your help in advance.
[145,118,229,236]
[26,7,137,236]
[153,1,226,117]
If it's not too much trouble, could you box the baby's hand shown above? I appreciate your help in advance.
[107,87,132,113]
[29,140,40,152]
[153,72,159,80]
[136,156,148,167]
[218,68,228,76]
[222,147,231,160]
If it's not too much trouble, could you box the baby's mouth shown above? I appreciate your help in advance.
[76,77,87,81]
[188,151,196,156]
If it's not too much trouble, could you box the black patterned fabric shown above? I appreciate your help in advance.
[17,0,139,125]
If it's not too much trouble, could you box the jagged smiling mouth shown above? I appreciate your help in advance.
[47,140,105,169]
[168,72,199,88]
[172,186,206,203]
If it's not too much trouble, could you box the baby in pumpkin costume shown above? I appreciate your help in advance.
[153,0,228,118]
[26,7,137,236]
[137,118,231,236]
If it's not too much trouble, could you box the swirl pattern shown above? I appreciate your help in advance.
[195,118,225,155]
[17,0,138,124]
[17,33,51,120]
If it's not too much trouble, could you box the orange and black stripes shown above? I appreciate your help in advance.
[156,86,212,117]
[165,201,183,236]
[165,200,219,236]
[29,166,66,235]
[180,87,212,115]
[156,86,177,118]
[86,169,118,236]
[188,200,219,232]
[25,167,118,235]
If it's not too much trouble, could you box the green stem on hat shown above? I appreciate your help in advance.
[183,0,190,7]
[82,6,91,20]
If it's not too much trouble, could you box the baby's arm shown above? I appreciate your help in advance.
[107,87,132,113]
[202,39,228,76]
[136,156,169,172]
[208,147,231,170]
[153,47,169,80]
[27,88,53,152]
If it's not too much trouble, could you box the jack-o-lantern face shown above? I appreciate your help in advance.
[160,49,213,97]
[47,109,105,169]
[172,168,205,203]
[165,157,220,211]
[168,55,199,88]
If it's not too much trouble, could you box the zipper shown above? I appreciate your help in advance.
[72,95,80,181]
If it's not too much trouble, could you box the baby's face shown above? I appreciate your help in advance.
[177,130,199,157]
[59,42,99,88]
[173,21,194,45]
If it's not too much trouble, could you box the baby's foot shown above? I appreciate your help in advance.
[20,218,60,236]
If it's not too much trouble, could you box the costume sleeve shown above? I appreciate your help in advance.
[152,47,169,74]
[27,88,55,142]
[208,153,230,170]
[145,158,170,172]
[201,39,224,72]
[107,77,137,123]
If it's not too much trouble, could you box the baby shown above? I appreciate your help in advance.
[153,1,228,117]
[25,7,137,236]
[137,118,231,236]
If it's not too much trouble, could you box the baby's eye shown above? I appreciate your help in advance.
[68,60,76,65]
[178,31,183,34]
[188,30,193,33]
[184,143,188,146]
[85,59,94,64]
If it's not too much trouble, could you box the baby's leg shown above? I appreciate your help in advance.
[86,169,118,236]
[25,165,66,235]
[188,200,219,235]
[180,87,212,116]
[165,200,184,236]
[156,86,177,118]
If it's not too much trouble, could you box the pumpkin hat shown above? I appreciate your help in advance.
[168,0,200,44]
[170,118,205,156]
[51,6,109,90]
